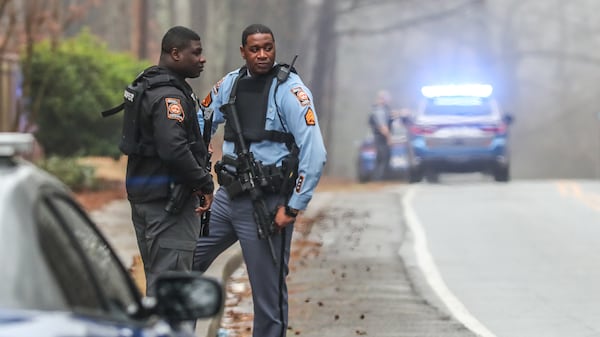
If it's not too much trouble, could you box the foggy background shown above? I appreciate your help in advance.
[4,0,600,180]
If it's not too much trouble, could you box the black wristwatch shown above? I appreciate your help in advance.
[284,205,299,218]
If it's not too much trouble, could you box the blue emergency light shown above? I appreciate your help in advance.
[421,84,493,98]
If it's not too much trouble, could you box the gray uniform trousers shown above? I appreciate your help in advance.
[193,186,294,337]
[130,196,200,296]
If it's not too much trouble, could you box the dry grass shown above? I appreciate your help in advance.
[77,156,128,181]
[72,156,127,212]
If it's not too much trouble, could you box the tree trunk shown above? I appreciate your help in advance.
[310,0,336,174]
[136,0,149,59]
[190,0,207,38]
[194,0,232,96]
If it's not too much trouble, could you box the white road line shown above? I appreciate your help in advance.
[401,187,497,337]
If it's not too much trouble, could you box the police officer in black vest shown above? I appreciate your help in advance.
[115,26,214,296]
[193,24,327,337]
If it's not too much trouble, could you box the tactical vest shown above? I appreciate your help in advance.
[223,66,295,150]
[102,66,200,156]
[215,64,301,200]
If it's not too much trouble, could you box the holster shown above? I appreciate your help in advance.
[215,159,294,200]
[214,160,242,199]
[164,184,191,214]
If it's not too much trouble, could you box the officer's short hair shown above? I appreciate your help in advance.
[241,24,274,47]
[161,26,201,53]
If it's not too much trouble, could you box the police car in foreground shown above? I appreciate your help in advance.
[403,84,513,183]
[0,132,222,337]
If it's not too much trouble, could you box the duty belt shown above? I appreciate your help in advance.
[215,162,286,199]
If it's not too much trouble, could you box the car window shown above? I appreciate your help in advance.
[424,97,492,116]
[36,199,105,314]
[45,195,140,318]
[0,198,69,311]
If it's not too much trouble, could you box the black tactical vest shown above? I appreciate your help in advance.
[102,66,199,156]
[222,66,295,149]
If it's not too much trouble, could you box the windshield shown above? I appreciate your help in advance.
[423,97,492,116]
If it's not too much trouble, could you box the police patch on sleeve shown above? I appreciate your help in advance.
[212,77,225,95]
[304,107,316,126]
[291,86,311,107]
[201,92,212,108]
[165,98,184,122]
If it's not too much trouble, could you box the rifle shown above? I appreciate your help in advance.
[199,107,214,237]
[218,92,278,265]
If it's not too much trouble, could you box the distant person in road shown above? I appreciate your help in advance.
[192,24,327,337]
[118,26,214,296]
[369,90,394,181]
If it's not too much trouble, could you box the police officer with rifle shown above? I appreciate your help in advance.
[102,26,214,296]
[192,24,327,337]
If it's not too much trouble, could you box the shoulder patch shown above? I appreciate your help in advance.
[212,77,225,95]
[165,98,184,122]
[304,107,316,126]
[201,92,212,108]
[291,86,311,107]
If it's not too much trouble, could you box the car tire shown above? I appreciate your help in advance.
[425,170,439,183]
[408,168,423,183]
[493,165,510,182]
[358,172,370,183]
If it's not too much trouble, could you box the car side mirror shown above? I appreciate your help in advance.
[503,114,514,125]
[152,272,223,323]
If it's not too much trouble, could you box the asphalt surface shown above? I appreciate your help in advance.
[92,184,479,337]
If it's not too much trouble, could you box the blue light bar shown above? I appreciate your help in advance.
[421,84,493,98]
[433,96,484,106]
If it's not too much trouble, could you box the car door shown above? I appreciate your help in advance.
[35,187,177,337]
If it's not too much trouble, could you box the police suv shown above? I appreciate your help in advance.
[0,132,222,336]
[403,84,513,183]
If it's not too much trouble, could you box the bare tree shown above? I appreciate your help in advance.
[310,0,336,157]
[310,0,487,174]
[134,0,149,59]
[190,0,207,40]
[492,0,600,178]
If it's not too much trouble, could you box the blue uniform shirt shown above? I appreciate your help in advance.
[198,67,327,211]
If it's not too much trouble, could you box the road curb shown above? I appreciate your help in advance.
[202,245,244,337]
[200,191,337,337]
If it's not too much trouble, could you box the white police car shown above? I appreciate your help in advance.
[403,84,513,183]
[0,132,222,336]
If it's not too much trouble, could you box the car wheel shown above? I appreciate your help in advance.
[408,168,423,183]
[494,165,510,182]
[358,172,370,183]
[425,170,439,183]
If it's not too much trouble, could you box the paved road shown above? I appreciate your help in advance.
[220,186,477,337]
[91,183,482,337]
[406,181,600,337]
